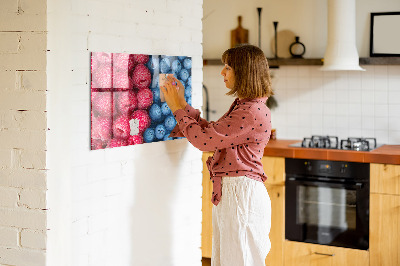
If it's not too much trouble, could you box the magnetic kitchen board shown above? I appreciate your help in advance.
[90,52,192,150]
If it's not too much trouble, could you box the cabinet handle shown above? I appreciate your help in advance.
[314,252,335,257]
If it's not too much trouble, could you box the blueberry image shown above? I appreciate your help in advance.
[160,58,171,73]
[183,58,192,69]
[149,103,162,122]
[143,128,155,143]
[164,115,177,131]
[185,85,192,98]
[171,60,182,75]
[155,124,166,140]
[163,133,174,141]
[179,69,190,82]
[152,88,161,103]
[185,95,192,106]
[178,56,186,61]
[151,75,159,89]
[187,76,191,86]
[147,56,159,70]
[161,102,172,116]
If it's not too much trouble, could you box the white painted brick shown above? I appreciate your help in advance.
[19,0,47,15]
[0,227,19,247]
[0,208,46,230]
[17,70,47,91]
[20,229,46,250]
[19,189,46,209]
[0,149,11,169]
[0,247,45,266]
[0,187,19,208]
[0,71,16,90]
[0,90,46,111]
[0,129,46,150]
[0,13,46,32]
[0,32,20,54]
[0,169,47,189]
[1,110,46,130]
[0,0,18,13]
[20,149,46,170]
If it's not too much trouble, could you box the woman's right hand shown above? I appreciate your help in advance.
[167,75,187,108]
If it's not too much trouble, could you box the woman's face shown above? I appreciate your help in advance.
[220,64,235,89]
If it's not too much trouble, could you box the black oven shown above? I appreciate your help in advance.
[285,158,369,250]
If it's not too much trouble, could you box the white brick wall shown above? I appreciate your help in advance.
[47,1,203,266]
[0,0,48,265]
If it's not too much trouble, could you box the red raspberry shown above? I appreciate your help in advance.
[137,87,153,110]
[128,134,144,145]
[113,53,129,72]
[91,116,112,141]
[112,115,131,139]
[131,110,151,134]
[132,54,149,64]
[132,64,151,89]
[115,90,137,116]
[107,138,128,148]
[113,71,133,90]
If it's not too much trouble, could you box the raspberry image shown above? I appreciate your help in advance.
[183,58,192,69]
[132,54,149,65]
[128,134,144,145]
[179,69,190,82]
[107,138,128,148]
[137,87,153,109]
[149,103,162,122]
[91,139,104,150]
[92,91,113,117]
[161,102,171,116]
[160,57,171,73]
[132,109,151,134]
[164,115,177,131]
[155,124,166,140]
[143,128,155,143]
[113,53,129,73]
[132,64,151,89]
[91,116,112,141]
[94,52,112,66]
[92,65,112,89]
[112,115,131,139]
[115,90,137,116]
[113,71,133,90]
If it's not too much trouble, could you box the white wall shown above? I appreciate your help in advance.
[46,0,203,266]
[0,0,48,265]
[203,0,400,145]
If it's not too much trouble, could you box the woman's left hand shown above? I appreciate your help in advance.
[160,76,185,113]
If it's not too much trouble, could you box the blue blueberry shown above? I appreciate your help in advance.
[143,128,155,143]
[171,60,182,76]
[161,102,172,116]
[151,75,159,89]
[185,95,192,106]
[187,76,192,86]
[179,69,190,82]
[163,133,174,141]
[147,56,159,71]
[155,124,166,140]
[149,104,162,122]
[185,85,192,98]
[183,58,192,69]
[152,88,161,103]
[164,115,177,131]
[178,56,186,61]
[160,58,171,73]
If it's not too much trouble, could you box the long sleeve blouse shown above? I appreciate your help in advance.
[169,97,271,205]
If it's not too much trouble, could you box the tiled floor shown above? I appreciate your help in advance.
[202,257,211,266]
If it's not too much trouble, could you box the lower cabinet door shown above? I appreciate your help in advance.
[284,241,369,266]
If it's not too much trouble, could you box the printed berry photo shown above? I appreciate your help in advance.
[90,52,192,150]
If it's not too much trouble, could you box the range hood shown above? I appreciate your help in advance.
[320,0,365,71]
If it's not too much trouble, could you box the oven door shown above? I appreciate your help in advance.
[285,177,369,250]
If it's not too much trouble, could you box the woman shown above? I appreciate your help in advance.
[161,44,273,266]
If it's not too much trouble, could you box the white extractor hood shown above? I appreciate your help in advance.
[320,0,365,71]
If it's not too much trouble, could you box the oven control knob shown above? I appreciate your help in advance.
[340,164,347,174]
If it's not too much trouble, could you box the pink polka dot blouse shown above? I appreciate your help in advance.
[170,97,272,206]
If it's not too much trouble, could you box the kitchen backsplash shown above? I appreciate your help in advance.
[203,65,400,144]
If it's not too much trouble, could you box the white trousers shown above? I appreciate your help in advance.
[212,176,271,266]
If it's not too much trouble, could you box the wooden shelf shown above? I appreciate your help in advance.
[203,57,400,67]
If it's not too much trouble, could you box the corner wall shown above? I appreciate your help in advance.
[46,0,203,265]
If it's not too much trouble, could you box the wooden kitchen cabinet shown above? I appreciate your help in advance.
[284,241,369,266]
[201,154,286,266]
[370,163,400,266]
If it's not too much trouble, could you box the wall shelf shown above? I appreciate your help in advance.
[203,57,400,67]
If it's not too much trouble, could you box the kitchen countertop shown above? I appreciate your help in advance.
[263,139,400,165]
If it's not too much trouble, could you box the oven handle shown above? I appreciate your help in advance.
[286,177,364,189]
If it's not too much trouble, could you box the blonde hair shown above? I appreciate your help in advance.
[221,44,273,99]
